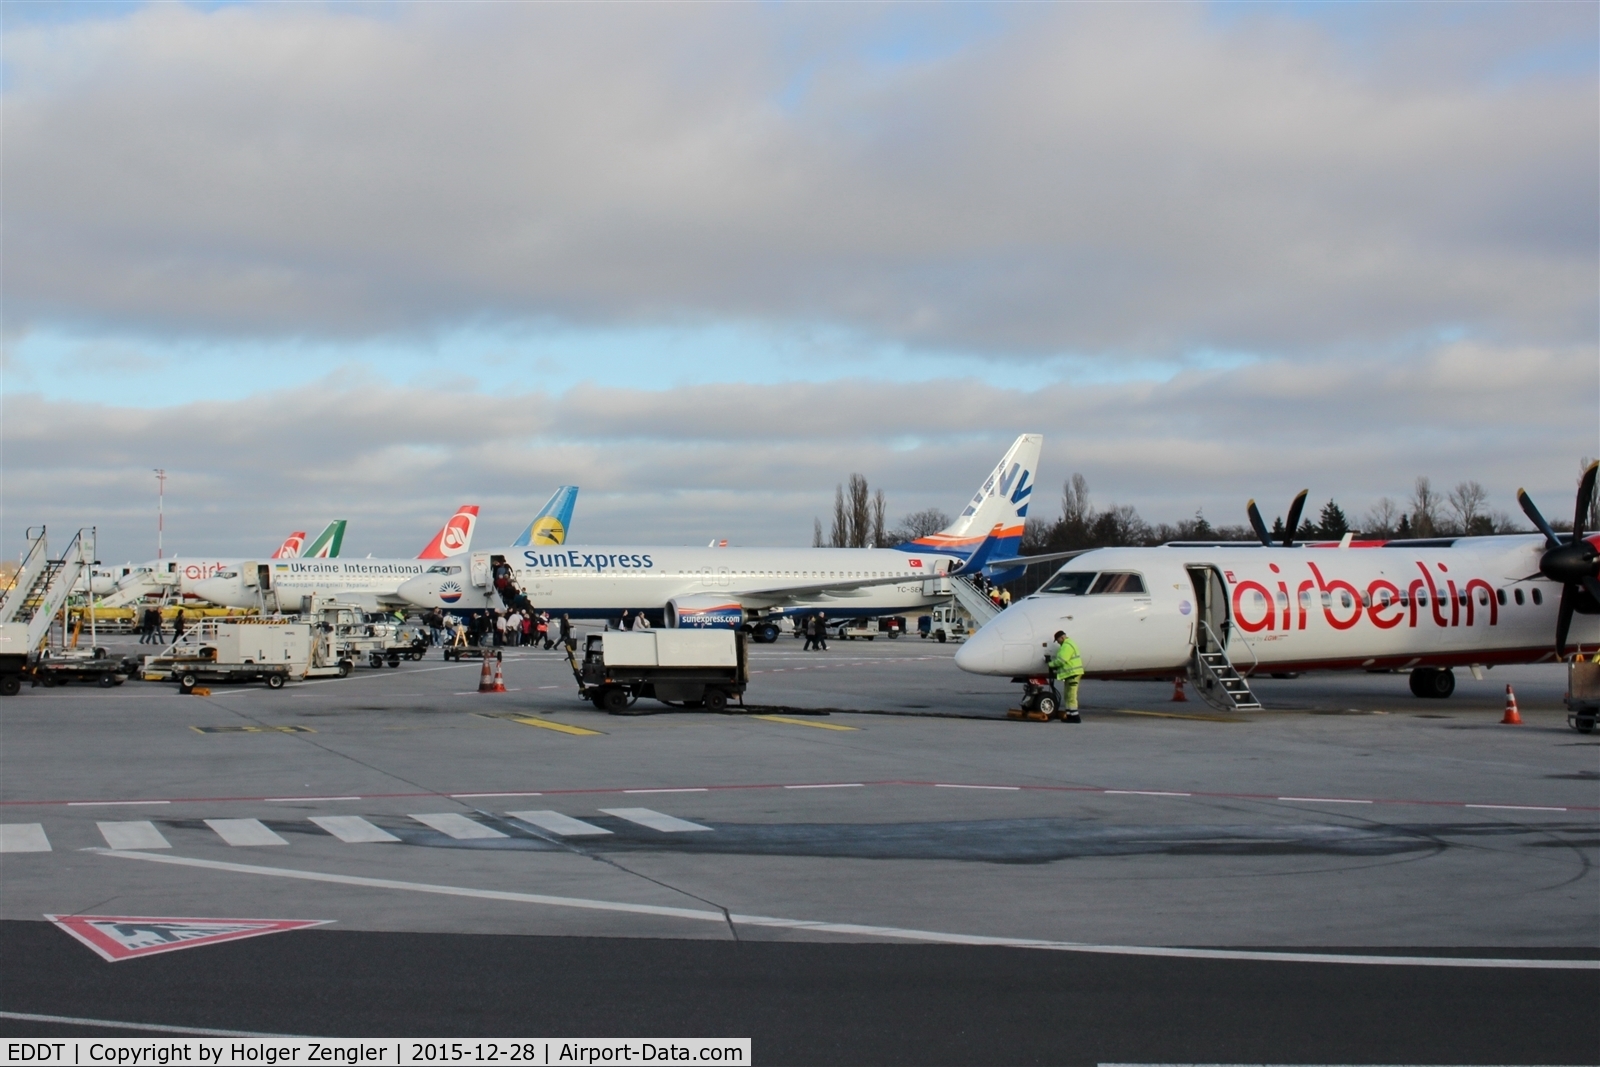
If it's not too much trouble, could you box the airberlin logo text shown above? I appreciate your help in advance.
[523,551,655,573]
[1231,561,1501,633]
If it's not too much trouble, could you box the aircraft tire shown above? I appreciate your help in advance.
[1409,667,1455,699]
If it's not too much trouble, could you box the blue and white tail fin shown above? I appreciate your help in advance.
[895,434,1042,563]
[512,486,579,547]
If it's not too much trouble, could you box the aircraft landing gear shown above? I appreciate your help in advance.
[1409,667,1456,699]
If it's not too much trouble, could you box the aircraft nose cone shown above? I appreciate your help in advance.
[955,609,1035,675]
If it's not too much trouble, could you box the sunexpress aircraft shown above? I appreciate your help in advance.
[192,488,580,612]
[395,436,1045,638]
[954,467,1600,702]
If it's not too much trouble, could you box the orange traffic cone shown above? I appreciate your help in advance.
[491,655,508,693]
[477,653,495,693]
[1501,684,1522,725]
[1171,676,1187,702]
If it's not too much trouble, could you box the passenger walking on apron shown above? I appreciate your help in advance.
[815,612,829,651]
[1048,630,1084,723]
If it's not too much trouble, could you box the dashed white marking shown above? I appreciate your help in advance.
[508,810,612,837]
[784,783,864,790]
[935,784,1020,791]
[266,796,360,803]
[95,850,1600,970]
[623,788,708,794]
[451,792,543,799]
[205,818,287,846]
[67,800,170,807]
[0,824,51,852]
[97,821,171,850]
[1278,797,1373,805]
[409,813,507,840]
[1464,803,1568,812]
[1105,790,1193,797]
[311,816,400,843]
[601,808,712,833]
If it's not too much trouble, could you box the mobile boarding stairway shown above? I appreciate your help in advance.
[0,528,124,694]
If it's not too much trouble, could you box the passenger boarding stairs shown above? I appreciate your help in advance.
[1191,621,1262,712]
[950,575,1001,628]
[0,527,94,654]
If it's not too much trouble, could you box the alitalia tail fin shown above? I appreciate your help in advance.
[271,531,308,559]
[417,505,479,559]
[512,486,579,547]
[895,433,1042,562]
[301,520,346,559]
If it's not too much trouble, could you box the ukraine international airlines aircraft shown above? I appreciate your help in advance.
[955,466,1600,700]
[93,521,347,603]
[395,435,1045,637]
[192,487,580,611]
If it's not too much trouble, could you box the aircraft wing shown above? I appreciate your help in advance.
[735,569,949,608]
[984,547,1099,573]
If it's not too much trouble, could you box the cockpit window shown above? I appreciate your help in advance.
[1088,572,1146,594]
[426,564,463,575]
[1040,571,1096,595]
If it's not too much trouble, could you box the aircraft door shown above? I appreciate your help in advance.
[1185,565,1231,653]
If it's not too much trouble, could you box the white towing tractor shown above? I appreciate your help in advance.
[154,620,349,693]
[571,629,749,714]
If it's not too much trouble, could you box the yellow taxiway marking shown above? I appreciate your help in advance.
[505,715,605,736]
[1110,708,1245,724]
[751,714,858,731]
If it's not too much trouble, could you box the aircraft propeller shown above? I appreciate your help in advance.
[1516,460,1600,657]
[1247,489,1309,548]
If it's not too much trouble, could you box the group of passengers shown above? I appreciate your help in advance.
[425,607,576,652]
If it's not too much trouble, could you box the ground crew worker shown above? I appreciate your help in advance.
[1048,630,1083,723]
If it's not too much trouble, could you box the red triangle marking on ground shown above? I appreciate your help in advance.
[46,915,332,962]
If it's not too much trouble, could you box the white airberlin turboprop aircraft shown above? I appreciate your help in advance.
[955,465,1600,703]
[395,435,1049,640]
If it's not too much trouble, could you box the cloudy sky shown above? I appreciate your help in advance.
[3,1,1596,562]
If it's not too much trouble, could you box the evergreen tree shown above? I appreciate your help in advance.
[1395,514,1412,538]
[1318,499,1349,538]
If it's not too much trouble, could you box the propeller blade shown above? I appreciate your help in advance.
[1573,460,1598,541]
[1282,490,1308,547]
[1584,575,1600,609]
[1556,584,1576,659]
[1246,500,1272,546]
[1517,489,1561,550]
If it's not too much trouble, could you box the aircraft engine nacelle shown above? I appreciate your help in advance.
[665,594,745,630]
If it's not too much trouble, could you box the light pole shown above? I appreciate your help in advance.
[154,468,166,559]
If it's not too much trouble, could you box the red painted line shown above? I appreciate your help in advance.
[4,780,1594,811]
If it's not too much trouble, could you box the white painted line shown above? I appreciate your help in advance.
[784,783,864,790]
[409,813,507,840]
[601,807,713,833]
[935,784,1020,791]
[1464,803,1568,812]
[1105,790,1193,797]
[93,850,1600,971]
[623,788,709,794]
[97,821,171,850]
[1278,797,1374,805]
[204,818,288,847]
[311,816,400,843]
[451,792,543,799]
[68,800,170,807]
[508,810,613,837]
[0,824,51,852]
[0,1010,299,1038]
[265,796,361,803]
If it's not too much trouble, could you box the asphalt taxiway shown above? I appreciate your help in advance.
[2,634,1596,1063]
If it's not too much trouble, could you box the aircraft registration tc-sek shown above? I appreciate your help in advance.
[393,435,1047,637]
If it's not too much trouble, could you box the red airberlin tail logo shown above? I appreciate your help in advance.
[46,914,331,961]
[418,505,479,559]
[271,532,307,559]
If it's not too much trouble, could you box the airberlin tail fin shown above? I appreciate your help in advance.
[271,531,308,559]
[417,505,479,559]
[302,520,346,559]
[512,486,579,547]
